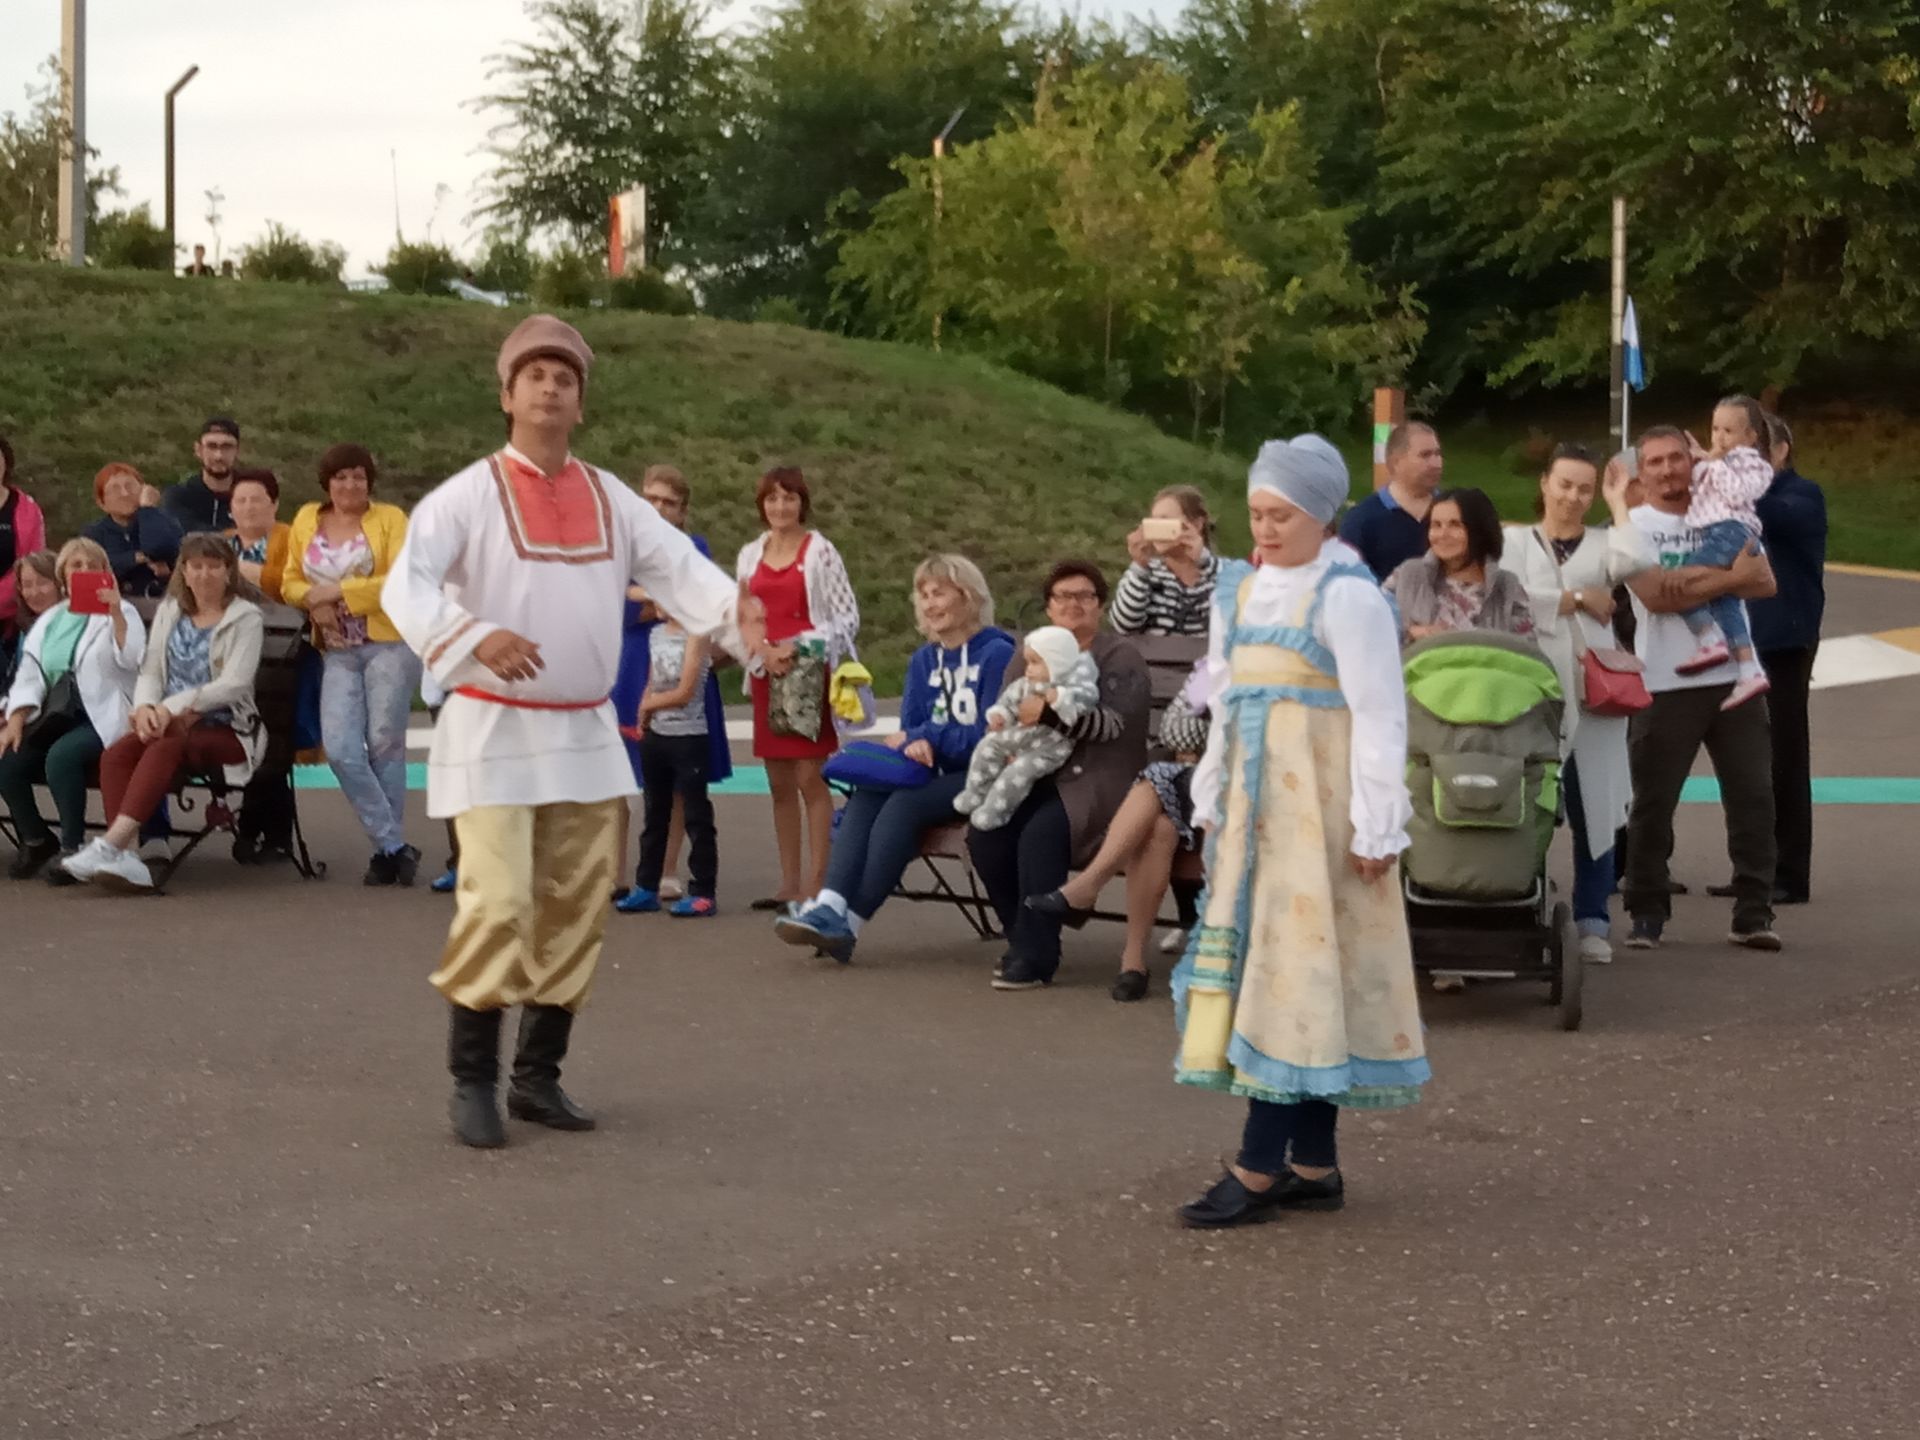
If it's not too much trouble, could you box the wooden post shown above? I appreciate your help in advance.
[1371,388,1405,491]
[57,0,87,265]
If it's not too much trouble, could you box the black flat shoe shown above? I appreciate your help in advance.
[1110,969,1149,1003]
[1265,1166,1345,1212]
[1773,888,1809,906]
[1024,889,1094,930]
[8,837,58,880]
[506,1081,597,1130]
[1706,881,1738,898]
[751,896,795,912]
[1177,1171,1285,1229]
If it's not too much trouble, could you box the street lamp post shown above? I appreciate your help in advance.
[56,0,87,265]
[165,65,201,270]
[930,105,966,351]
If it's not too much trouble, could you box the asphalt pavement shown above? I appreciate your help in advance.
[2,573,1916,1439]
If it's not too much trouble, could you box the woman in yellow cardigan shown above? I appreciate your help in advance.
[281,443,422,885]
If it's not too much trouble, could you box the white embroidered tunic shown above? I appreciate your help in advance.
[383,446,743,818]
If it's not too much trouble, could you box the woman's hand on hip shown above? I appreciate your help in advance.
[1348,852,1395,884]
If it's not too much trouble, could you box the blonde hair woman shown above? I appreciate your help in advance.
[62,534,265,892]
[0,538,146,876]
[774,554,1015,963]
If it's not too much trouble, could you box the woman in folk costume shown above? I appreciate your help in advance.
[1173,435,1430,1229]
[383,315,760,1149]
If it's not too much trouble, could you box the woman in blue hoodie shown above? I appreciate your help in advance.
[775,554,1014,962]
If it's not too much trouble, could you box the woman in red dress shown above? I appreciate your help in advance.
[737,468,862,909]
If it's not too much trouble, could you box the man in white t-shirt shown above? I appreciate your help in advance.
[1621,426,1782,952]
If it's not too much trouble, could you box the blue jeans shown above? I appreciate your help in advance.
[1562,756,1616,937]
[321,641,421,854]
[823,771,968,919]
[1682,519,1756,651]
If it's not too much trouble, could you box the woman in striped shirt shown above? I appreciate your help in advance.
[1109,486,1218,637]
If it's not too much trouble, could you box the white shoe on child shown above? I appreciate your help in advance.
[659,877,686,901]
[1159,927,1189,955]
[1675,641,1732,676]
[1720,673,1771,711]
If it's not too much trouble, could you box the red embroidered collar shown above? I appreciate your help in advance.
[486,450,614,565]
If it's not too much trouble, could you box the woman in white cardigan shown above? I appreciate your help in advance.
[0,538,145,874]
[736,466,867,908]
[1500,444,1654,963]
[63,533,266,892]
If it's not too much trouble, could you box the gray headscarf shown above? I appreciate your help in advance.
[1247,434,1350,525]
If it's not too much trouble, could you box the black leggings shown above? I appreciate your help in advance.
[1239,1099,1339,1174]
[965,781,1072,976]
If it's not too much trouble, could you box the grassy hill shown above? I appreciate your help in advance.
[3,262,1916,690]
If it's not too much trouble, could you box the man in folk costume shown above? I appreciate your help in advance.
[1173,435,1430,1228]
[383,315,761,1148]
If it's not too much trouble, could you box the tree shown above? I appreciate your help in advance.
[472,0,733,263]
[380,239,462,295]
[470,229,538,296]
[0,58,122,260]
[91,204,173,271]
[686,0,1041,322]
[236,223,346,285]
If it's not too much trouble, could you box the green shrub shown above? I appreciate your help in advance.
[607,267,697,316]
[90,205,173,272]
[532,247,602,309]
[470,231,536,298]
[236,222,346,285]
[380,240,461,296]
[753,296,808,328]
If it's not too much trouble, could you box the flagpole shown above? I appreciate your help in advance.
[1609,195,1627,454]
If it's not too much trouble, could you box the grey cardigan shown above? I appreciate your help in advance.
[1385,554,1535,642]
[134,596,268,783]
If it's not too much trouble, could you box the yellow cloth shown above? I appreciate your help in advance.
[279,500,410,643]
[829,660,873,722]
[431,798,623,1012]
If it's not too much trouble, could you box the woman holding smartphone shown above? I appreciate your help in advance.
[0,538,146,879]
[1110,485,1218,637]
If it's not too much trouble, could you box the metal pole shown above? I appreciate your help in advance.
[165,66,200,270]
[57,0,87,265]
[1609,195,1627,454]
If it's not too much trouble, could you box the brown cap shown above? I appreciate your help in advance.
[496,314,594,391]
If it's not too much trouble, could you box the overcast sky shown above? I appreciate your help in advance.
[1,0,1169,276]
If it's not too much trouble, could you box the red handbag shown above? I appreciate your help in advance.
[1579,644,1651,717]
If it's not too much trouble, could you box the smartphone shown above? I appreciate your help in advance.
[1141,517,1181,543]
[67,570,116,615]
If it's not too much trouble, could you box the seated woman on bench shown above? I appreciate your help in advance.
[1023,661,1209,1003]
[61,534,266,892]
[776,554,1014,962]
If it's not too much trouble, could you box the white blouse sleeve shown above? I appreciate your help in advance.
[1601,520,1657,586]
[1501,524,1566,641]
[381,477,498,690]
[1318,576,1412,859]
[1186,592,1235,831]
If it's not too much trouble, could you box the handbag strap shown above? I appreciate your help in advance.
[1532,527,1592,661]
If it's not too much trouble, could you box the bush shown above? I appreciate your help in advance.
[90,205,173,272]
[532,247,602,309]
[471,231,536,298]
[237,222,346,285]
[380,240,461,296]
[607,267,697,316]
[753,296,808,328]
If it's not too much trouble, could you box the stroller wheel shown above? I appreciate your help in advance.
[1546,900,1583,1031]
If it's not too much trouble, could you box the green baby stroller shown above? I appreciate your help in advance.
[1401,630,1583,1030]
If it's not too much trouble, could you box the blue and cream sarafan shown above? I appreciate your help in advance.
[1173,557,1431,1109]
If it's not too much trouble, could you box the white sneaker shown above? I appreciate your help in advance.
[1579,934,1614,965]
[90,844,155,893]
[60,837,115,882]
[1159,927,1189,955]
[659,877,686,901]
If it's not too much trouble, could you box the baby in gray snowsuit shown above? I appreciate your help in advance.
[954,626,1101,831]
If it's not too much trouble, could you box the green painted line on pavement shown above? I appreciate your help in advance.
[295,765,1915,806]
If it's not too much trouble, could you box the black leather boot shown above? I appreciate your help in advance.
[447,1005,506,1148]
[506,1005,596,1131]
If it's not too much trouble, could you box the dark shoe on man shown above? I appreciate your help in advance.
[1178,1171,1286,1229]
[1773,888,1809,906]
[1624,918,1664,950]
[1729,924,1784,952]
[1110,968,1149,1003]
[8,836,59,880]
[506,1005,596,1131]
[390,845,422,888]
[1024,889,1094,930]
[991,956,1055,991]
[363,850,397,887]
[447,1006,506,1148]
[1706,881,1738,899]
[43,851,81,886]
